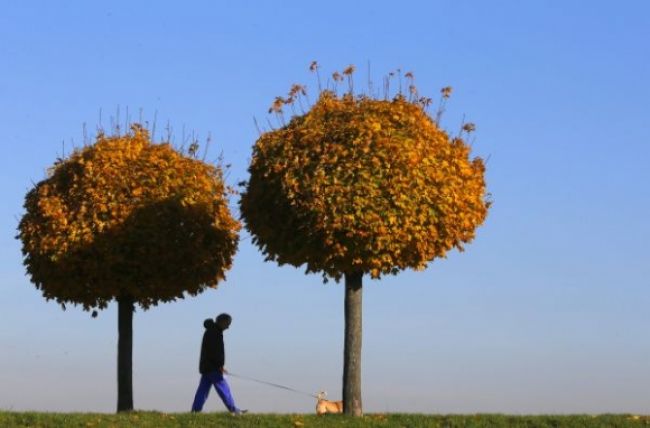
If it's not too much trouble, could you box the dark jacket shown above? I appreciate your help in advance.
[199,319,225,374]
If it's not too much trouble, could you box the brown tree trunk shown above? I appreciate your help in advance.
[343,271,363,416]
[117,296,134,412]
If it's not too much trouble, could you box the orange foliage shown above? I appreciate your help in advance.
[18,124,240,311]
[241,77,489,281]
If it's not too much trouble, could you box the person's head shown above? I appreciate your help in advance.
[215,313,232,331]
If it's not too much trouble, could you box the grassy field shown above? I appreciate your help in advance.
[0,412,648,428]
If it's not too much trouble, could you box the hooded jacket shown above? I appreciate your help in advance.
[199,319,225,374]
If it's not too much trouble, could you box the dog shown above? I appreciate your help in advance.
[315,391,343,415]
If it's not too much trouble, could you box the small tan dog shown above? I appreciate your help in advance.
[316,391,343,415]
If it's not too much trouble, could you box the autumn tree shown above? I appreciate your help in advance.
[17,124,240,412]
[240,64,490,416]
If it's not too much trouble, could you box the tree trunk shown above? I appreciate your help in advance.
[117,296,134,412]
[343,271,363,416]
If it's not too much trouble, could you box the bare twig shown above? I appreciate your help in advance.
[202,132,211,161]
[151,110,158,141]
[367,60,373,95]
[253,116,263,136]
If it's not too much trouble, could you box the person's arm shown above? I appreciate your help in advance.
[216,333,225,370]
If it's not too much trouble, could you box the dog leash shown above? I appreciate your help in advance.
[227,372,319,399]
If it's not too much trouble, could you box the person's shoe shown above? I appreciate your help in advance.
[232,409,248,415]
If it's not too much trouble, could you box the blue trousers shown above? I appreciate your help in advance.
[191,371,238,412]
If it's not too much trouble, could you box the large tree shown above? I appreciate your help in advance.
[240,66,490,416]
[18,124,240,412]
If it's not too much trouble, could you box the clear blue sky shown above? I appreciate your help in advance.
[1,0,649,414]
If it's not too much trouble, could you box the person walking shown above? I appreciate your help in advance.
[191,313,246,414]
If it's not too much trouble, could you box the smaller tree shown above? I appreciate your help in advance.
[18,124,240,411]
[241,64,490,416]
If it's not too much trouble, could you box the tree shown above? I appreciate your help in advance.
[240,65,490,416]
[17,124,240,412]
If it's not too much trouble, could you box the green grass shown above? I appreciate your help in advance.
[0,412,648,428]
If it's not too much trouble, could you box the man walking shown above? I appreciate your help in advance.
[191,313,246,414]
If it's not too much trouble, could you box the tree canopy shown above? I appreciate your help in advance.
[241,85,489,281]
[18,124,240,311]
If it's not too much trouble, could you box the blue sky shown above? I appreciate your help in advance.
[1,0,649,414]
